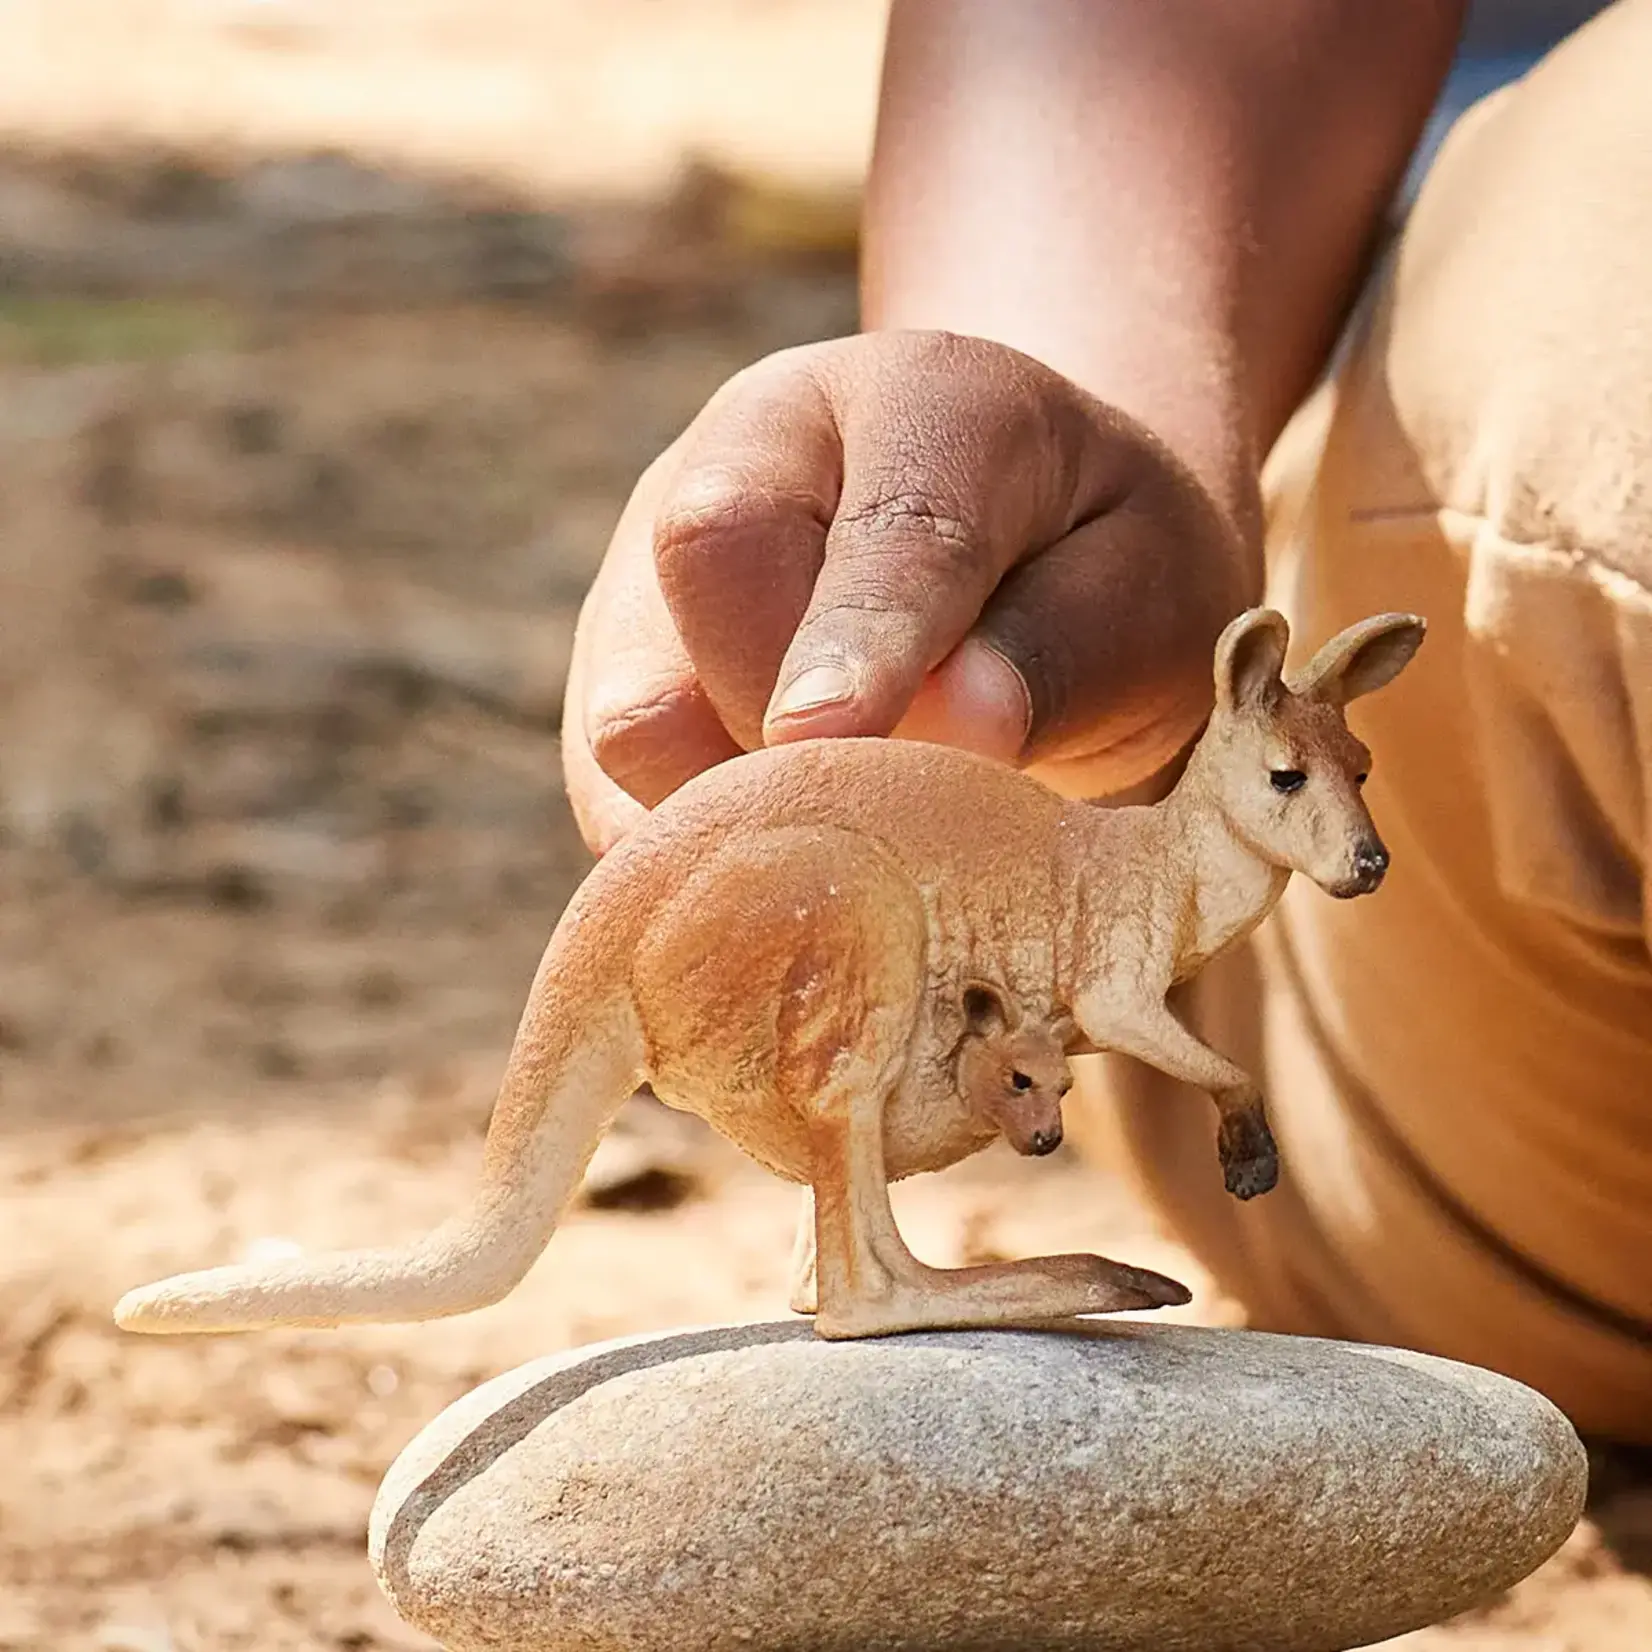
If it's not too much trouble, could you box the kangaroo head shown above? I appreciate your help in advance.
[1201,607,1426,899]
[955,985,1074,1157]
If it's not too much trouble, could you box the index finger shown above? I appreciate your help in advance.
[651,351,841,751]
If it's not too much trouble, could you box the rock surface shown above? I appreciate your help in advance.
[370,1320,1586,1652]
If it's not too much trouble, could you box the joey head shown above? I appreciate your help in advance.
[955,984,1073,1158]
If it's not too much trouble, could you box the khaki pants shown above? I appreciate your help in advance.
[1070,0,1652,1443]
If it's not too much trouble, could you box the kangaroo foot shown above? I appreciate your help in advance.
[789,1272,819,1316]
[813,1252,1190,1340]
[1217,1098,1279,1200]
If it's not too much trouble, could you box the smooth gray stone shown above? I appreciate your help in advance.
[370,1319,1586,1652]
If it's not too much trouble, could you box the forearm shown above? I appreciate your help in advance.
[863,0,1465,553]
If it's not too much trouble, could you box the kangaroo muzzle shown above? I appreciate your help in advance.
[1343,838,1390,896]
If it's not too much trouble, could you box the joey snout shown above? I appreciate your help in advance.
[996,1101,1065,1158]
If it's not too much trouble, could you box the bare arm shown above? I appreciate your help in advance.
[865,0,1466,545]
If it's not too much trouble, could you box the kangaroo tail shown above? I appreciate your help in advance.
[114,975,645,1335]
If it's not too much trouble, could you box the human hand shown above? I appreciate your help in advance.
[561,330,1255,853]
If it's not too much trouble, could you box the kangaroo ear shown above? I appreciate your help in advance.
[962,983,1010,1037]
[1214,608,1290,714]
[1294,612,1426,706]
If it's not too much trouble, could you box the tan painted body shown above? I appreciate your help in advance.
[115,608,1423,1341]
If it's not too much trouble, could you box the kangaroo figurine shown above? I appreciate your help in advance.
[115,606,1423,1341]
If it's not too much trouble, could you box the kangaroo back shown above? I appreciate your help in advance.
[115,924,644,1334]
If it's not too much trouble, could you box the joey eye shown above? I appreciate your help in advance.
[1355,771,1369,787]
[1011,1071,1033,1091]
[1269,769,1307,795]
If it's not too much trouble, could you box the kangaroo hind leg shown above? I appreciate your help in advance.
[807,1064,1189,1338]
[775,853,1189,1338]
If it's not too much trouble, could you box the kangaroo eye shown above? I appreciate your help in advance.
[1355,771,1369,787]
[1011,1071,1033,1091]
[1270,769,1308,794]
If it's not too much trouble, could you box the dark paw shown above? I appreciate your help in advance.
[1223,1150,1279,1201]
[1218,1112,1279,1201]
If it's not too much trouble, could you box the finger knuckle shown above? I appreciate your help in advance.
[835,488,975,567]
[653,471,824,578]
[584,682,697,781]
[653,474,766,567]
[800,587,912,627]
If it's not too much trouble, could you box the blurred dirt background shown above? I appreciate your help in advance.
[0,3,1646,1649]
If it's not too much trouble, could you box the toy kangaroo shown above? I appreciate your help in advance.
[116,606,1423,1341]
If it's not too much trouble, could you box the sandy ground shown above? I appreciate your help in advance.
[0,4,1648,1649]
[0,0,888,200]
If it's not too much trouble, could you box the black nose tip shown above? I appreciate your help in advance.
[1352,842,1389,888]
[1028,1127,1063,1156]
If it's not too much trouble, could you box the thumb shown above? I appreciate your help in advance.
[963,479,1245,797]
[890,638,1031,766]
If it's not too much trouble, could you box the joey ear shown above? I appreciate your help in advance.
[1214,608,1290,714]
[962,983,1010,1037]
[1293,612,1426,706]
